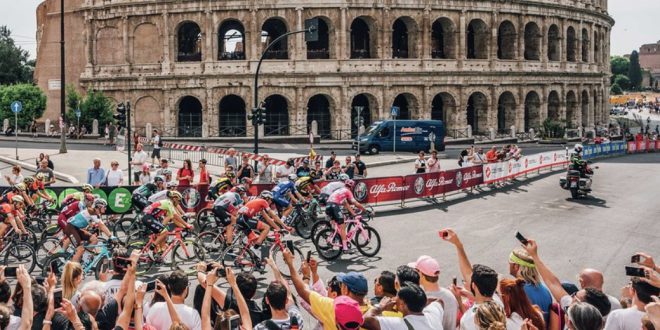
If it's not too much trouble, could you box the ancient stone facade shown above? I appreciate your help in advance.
[35,0,614,138]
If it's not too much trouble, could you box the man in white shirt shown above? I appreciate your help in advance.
[275,159,295,183]
[364,283,444,330]
[604,278,659,330]
[151,129,162,166]
[410,255,459,330]
[131,143,149,183]
[146,270,202,330]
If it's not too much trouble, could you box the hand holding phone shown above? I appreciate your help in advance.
[4,267,17,277]
[515,231,529,245]
[286,240,295,255]
[145,281,156,292]
[625,266,647,278]
[306,251,312,263]
[438,230,448,239]
[631,254,642,264]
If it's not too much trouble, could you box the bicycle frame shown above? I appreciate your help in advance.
[328,218,368,245]
[140,229,192,259]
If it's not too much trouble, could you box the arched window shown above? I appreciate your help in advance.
[566,91,578,128]
[391,17,419,58]
[263,95,289,136]
[177,22,202,62]
[593,30,601,64]
[431,93,457,129]
[467,92,488,134]
[497,21,517,60]
[548,91,560,121]
[178,96,202,137]
[581,28,590,62]
[566,27,577,62]
[218,20,245,60]
[547,25,561,61]
[524,22,541,61]
[307,95,332,138]
[467,19,489,59]
[431,18,456,59]
[261,18,288,59]
[351,94,375,138]
[306,17,331,59]
[218,95,246,137]
[524,92,541,132]
[581,91,590,127]
[497,92,516,132]
[392,94,418,120]
[351,17,375,59]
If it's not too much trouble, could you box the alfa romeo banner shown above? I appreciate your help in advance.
[350,176,408,205]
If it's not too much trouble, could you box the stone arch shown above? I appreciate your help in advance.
[263,94,289,136]
[391,16,419,58]
[350,16,377,59]
[466,92,489,134]
[218,19,246,60]
[524,22,541,61]
[351,93,377,138]
[96,27,122,65]
[392,93,419,120]
[593,91,599,126]
[524,91,541,132]
[547,90,561,121]
[497,92,517,132]
[218,94,246,137]
[467,19,489,59]
[497,20,517,60]
[133,23,161,64]
[307,94,333,138]
[581,28,590,62]
[566,90,578,128]
[134,96,161,131]
[431,92,457,130]
[566,26,577,62]
[177,96,203,137]
[176,21,202,62]
[306,16,333,59]
[581,90,590,127]
[431,17,457,59]
[593,30,601,64]
[261,17,289,59]
[547,24,561,61]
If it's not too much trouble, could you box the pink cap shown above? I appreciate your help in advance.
[142,163,150,170]
[408,255,441,277]
[334,296,363,329]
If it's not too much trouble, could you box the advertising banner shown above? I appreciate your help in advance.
[442,166,484,194]
[482,161,509,184]
[351,176,407,205]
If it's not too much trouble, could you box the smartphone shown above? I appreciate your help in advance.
[50,263,62,276]
[625,266,646,277]
[438,231,448,238]
[631,255,641,264]
[4,267,17,277]
[53,289,63,309]
[515,231,529,245]
[217,268,226,277]
[145,281,156,292]
[286,240,295,255]
[227,315,240,330]
[306,251,312,263]
[452,277,457,286]
[35,276,46,285]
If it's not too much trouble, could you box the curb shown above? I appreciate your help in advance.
[0,156,79,184]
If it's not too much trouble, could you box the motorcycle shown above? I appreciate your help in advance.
[559,162,596,199]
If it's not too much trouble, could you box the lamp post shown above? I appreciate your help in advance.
[58,0,67,154]
[354,105,364,155]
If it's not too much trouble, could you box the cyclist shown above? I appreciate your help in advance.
[0,195,28,238]
[61,184,95,207]
[272,174,304,224]
[148,181,177,203]
[142,191,189,252]
[64,198,114,262]
[295,176,319,198]
[24,176,53,205]
[58,193,95,230]
[132,176,166,211]
[0,183,29,205]
[208,177,233,201]
[318,173,350,205]
[211,190,245,243]
[325,179,369,252]
[237,190,291,253]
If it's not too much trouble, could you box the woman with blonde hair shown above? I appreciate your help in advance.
[474,300,507,330]
[509,247,553,322]
[62,261,83,301]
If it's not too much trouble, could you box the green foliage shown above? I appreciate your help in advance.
[610,84,623,95]
[540,118,565,139]
[628,51,642,91]
[613,74,631,90]
[0,26,34,85]
[0,84,46,127]
[65,86,113,131]
[610,56,630,76]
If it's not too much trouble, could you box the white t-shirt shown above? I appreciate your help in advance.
[460,295,517,330]
[105,169,123,186]
[153,135,161,149]
[275,165,294,182]
[608,294,622,311]
[133,150,148,171]
[426,288,459,330]
[604,307,645,330]
[377,301,444,330]
[257,163,274,183]
[146,301,202,330]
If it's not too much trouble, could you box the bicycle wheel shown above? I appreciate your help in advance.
[26,217,48,233]
[197,231,226,261]
[195,208,215,232]
[270,244,304,278]
[112,217,134,240]
[127,241,154,275]
[354,226,381,257]
[36,209,59,226]
[37,236,64,269]
[220,244,258,274]
[39,224,61,242]
[310,220,332,242]
[313,228,342,261]
[294,213,314,239]
[13,229,39,250]
[40,252,69,277]
[124,221,147,244]
[3,242,37,273]
[172,238,206,273]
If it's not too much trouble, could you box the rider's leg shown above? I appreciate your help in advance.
[154,231,168,250]
[225,215,236,243]
[72,245,84,262]
[0,223,7,238]
[255,224,270,245]
[339,223,348,250]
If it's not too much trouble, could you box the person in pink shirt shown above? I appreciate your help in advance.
[427,150,441,173]
[325,180,370,251]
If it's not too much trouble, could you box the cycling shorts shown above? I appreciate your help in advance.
[64,223,92,247]
[142,214,165,235]
[237,215,267,234]
[325,203,344,225]
[57,213,68,230]
[318,193,329,206]
[212,205,232,226]
[132,195,150,212]
[273,196,290,210]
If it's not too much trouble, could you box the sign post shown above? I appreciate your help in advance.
[11,101,22,160]
[354,106,364,155]
[391,106,399,157]
[75,107,81,132]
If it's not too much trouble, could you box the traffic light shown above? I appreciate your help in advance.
[114,103,127,128]
[304,18,319,42]
[248,107,267,126]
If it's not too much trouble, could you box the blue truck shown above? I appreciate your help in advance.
[352,120,446,154]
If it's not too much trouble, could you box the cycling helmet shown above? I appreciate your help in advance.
[11,195,24,204]
[84,193,95,202]
[93,198,107,209]
[297,176,312,188]
[13,183,26,192]
[338,173,350,182]
[574,143,583,153]
[216,177,233,189]
[259,190,273,200]
[234,186,247,195]
[23,177,34,185]
[225,171,236,179]
[35,173,46,181]
[167,190,182,200]
[153,176,165,184]
[81,184,93,193]
[161,169,172,176]
[240,177,252,185]
[344,179,355,189]
[166,181,178,189]
[288,174,298,181]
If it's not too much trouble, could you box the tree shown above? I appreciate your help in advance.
[0,26,34,85]
[610,56,630,76]
[0,84,46,127]
[628,51,642,91]
[610,83,623,95]
[613,74,631,90]
[65,87,114,131]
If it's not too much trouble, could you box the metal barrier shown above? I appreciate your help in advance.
[446,128,469,139]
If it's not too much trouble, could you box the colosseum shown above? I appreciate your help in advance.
[34,0,614,140]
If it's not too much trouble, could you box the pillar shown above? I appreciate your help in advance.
[422,8,431,59]
[161,12,171,74]
[340,7,347,60]
[490,12,499,67]
[381,8,391,59]
[295,7,304,60]
[458,11,466,67]
[122,16,129,64]
[204,10,213,64]
[250,10,259,61]
[85,18,93,69]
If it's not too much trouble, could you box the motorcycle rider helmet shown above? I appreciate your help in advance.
[574,143,583,154]
[259,190,273,200]
[81,184,94,193]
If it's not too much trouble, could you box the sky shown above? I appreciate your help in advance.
[2,0,658,60]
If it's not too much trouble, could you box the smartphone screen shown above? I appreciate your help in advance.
[206,264,215,272]
[4,267,17,277]
[306,251,312,263]
[515,232,529,245]
[145,281,156,292]
[631,255,641,264]
[217,268,226,277]
[228,315,240,330]
[53,289,63,309]
[625,266,646,277]
[286,240,295,255]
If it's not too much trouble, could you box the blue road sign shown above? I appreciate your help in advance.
[75,109,81,118]
[391,106,400,117]
[11,101,22,114]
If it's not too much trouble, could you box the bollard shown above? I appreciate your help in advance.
[92,119,99,135]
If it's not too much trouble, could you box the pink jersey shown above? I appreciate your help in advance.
[327,187,354,205]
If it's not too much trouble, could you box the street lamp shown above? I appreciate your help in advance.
[354,105,364,155]
[58,0,67,154]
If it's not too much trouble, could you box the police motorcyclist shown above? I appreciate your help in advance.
[570,144,593,178]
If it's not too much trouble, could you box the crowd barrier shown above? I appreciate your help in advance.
[4,140,652,213]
